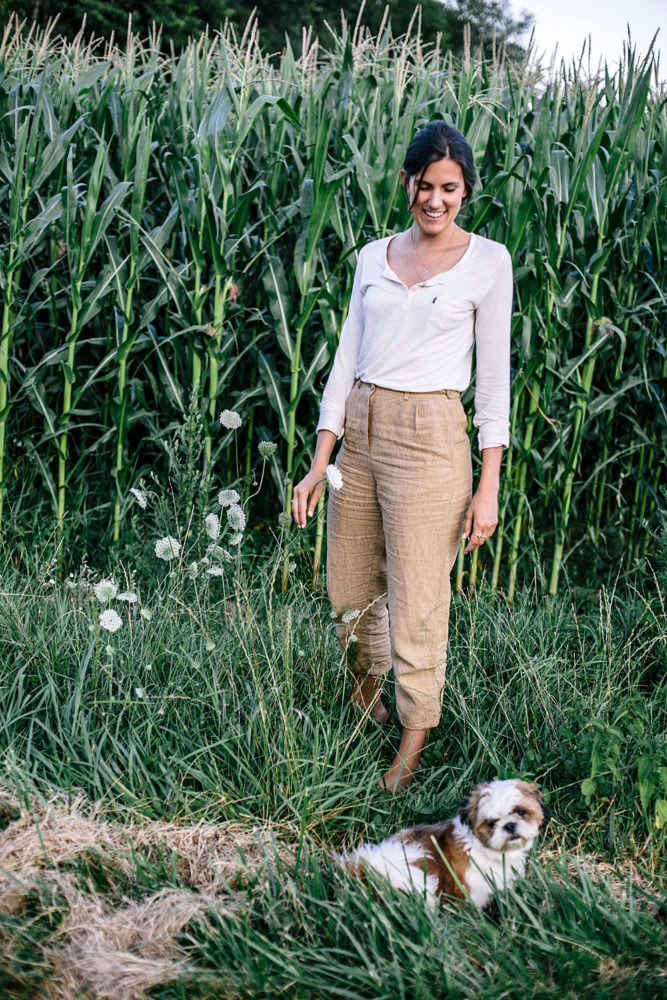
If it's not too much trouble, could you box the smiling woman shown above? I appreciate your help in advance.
[292,121,513,793]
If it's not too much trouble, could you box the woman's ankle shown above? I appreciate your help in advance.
[351,674,389,723]
[380,727,427,792]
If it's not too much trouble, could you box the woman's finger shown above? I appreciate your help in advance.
[307,481,325,517]
[292,483,308,528]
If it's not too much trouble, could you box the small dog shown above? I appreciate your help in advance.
[339,779,549,908]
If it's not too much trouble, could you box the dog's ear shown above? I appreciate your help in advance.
[456,797,470,824]
[520,781,542,799]
[521,782,550,827]
[457,796,474,828]
[539,802,551,829]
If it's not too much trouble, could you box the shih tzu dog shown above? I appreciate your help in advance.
[339,779,549,908]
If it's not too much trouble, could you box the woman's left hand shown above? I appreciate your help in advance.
[462,488,498,554]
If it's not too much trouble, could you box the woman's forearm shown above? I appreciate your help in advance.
[477,445,504,494]
[311,429,338,473]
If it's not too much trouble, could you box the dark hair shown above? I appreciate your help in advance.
[403,121,477,205]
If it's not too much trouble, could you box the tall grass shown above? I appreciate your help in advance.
[0,15,665,592]
[0,518,665,996]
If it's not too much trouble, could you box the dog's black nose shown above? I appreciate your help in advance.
[504,822,517,835]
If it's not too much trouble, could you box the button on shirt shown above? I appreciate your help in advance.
[316,232,513,450]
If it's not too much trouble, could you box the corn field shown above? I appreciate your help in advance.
[0,15,665,594]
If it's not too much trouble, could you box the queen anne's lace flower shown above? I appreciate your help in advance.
[226,504,246,532]
[207,566,224,577]
[219,409,242,430]
[341,608,360,624]
[94,579,118,604]
[116,591,138,603]
[155,536,181,561]
[207,544,232,563]
[99,609,123,633]
[325,465,343,491]
[258,440,277,458]
[218,489,240,508]
[140,608,152,621]
[278,512,292,529]
[228,533,243,547]
[205,513,221,540]
[129,487,148,509]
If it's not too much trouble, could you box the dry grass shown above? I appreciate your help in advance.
[0,787,296,894]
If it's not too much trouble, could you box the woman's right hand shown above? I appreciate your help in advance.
[291,468,326,528]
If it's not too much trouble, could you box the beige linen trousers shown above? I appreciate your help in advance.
[327,380,472,730]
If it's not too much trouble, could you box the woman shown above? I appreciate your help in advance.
[292,121,513,792]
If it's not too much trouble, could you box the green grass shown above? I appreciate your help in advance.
[0,523,665,997]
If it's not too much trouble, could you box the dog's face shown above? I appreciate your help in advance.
[458,779,549,853]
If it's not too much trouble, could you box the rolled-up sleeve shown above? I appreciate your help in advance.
[473,249,513,450]
[316,252,365,438]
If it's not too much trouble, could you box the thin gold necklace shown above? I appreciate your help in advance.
[410,226,459,275]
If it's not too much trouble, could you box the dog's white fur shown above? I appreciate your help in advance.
[339,779,549,908]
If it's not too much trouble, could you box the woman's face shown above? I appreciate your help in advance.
[401,157,467,238]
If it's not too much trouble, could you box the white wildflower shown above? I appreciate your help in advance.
[129,487,148,509]
[140,608,152,621]
[99,609,123,633]
[155,536,181,561]
[105,645,114,657]
[218,489,240,507]
[207,566,224,577]
[285,560,296,573]
[341,608,360,624]
[207,544,232,563]
[145,664,152,671]
[228,533,243,547]
[219,409,242,430]
[116,591,138,603]
[349,634,358,644]
[205,513,221,540]
[278,512,292,529]
[135,687,144,699]
[258,440,277,459]
[226,504,246,532]
[94,579,118,604]
[205,641,216,652]
[188,561,199,580]
[325,465,343,492]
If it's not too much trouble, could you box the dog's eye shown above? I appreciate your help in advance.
[515,809,527,818]
[485,819,497,829]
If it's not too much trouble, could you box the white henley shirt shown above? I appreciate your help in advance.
[316,231,513,450]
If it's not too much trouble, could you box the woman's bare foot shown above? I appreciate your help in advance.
[351,674,389,724]
[380,727,427,793]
